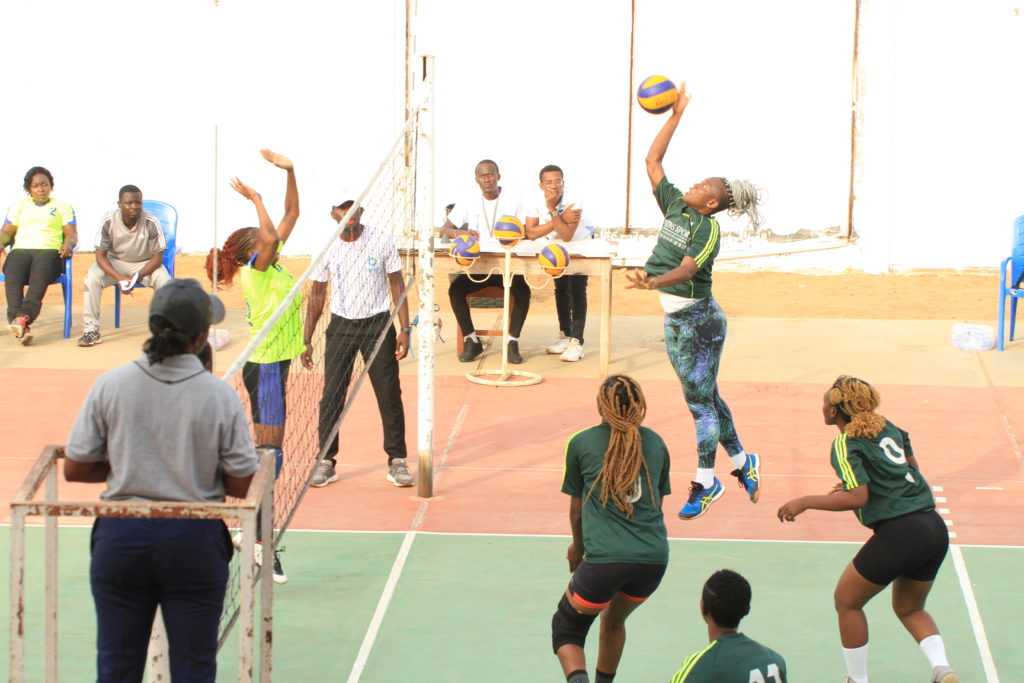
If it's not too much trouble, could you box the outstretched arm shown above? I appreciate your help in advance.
[261,149,300,244]
[645,81,691,192]
[230,178,278,272]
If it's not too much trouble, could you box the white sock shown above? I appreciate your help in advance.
[728,451,748,469]
[508,336,519,342]
[918,634,949,668]
[695,468,715,488]
[842,645,869,682]
[465,332,479,343]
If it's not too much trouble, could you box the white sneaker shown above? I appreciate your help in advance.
[560,338,584,362]
[546,334,570,354]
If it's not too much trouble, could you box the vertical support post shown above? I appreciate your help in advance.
[44,463,58,682]
[500,248,512,380]
[416,55,436,499]
[599,257,612,378]
[624,0,636,234]
[238,509,256,682]
[9,507,26,683]
[260,473,274,681]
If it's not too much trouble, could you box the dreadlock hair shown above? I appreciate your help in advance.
[584,375,656,518]
[827,375,887,438]
[143,315,196,365]
[205,227,259,287]
[718,178,765,230]
[701,569,752,629]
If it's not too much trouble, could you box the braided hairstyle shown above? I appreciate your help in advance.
[584,375,657,518]
[827,375,887,438]
[205,227,258,287]
[719,178,765,230]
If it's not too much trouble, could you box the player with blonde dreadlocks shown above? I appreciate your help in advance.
[778,376,958,683]
[551,375,671,683]
[626,81,763,521]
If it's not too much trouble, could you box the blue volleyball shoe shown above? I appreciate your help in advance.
[678,478,725,520]
[731,453,761,503]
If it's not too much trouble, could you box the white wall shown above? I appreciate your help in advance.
[0,0,1018,270]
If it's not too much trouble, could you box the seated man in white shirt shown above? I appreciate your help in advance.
[524,165,593,362]
[440,159,531,364]
[78,185,170,347]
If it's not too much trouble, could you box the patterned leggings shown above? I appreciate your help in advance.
[664,297,743,469]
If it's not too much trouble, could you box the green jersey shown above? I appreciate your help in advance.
[644,177,721,299]
[561,424,671,564]
[241,258,305,364]
[831,421,935,528]
[671,633,787,683]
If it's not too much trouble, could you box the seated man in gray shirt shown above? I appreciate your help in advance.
[65,278,257,682]
[78,184,171,347]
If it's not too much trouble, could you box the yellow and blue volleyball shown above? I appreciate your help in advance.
[449,234,480,266]
[636,75,678,114]
[494,215,525,248]
[538,243,570,276]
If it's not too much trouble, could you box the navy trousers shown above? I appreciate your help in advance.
[90,518,232,682]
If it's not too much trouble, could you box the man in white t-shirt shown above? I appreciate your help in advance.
[440,159,531,364]
[302,201,414,489]
[524,165,594,362]
[78,185,171,347]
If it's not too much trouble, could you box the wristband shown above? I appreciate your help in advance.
[400,327,412,334]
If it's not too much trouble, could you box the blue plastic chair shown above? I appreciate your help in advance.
[997,215,1024,351]
[0,249,72,339]
[113,200,179,328]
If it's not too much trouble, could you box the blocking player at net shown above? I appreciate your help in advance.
[670,569,787,682]
[303,200,414,489]
[206,148,302,583]
[625,81,764,521]
[777,376,959,683]
[551,375,671,683]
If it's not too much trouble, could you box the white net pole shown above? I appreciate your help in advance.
[416,55,436,498]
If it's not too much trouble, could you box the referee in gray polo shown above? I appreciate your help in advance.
[302,201,414,489]
[64,278,257,682]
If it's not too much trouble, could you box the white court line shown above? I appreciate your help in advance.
[344,402,470,683]
[951,545,1000,682]
[976,487,1004,491]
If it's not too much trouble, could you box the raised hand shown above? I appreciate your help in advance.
[229,177,261,202]
[260,149,293,171]
[672,80,691,115]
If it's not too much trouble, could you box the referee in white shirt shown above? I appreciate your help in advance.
[302,201,414,488]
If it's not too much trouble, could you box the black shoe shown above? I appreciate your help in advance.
[507,340,523,364]
[458,338,483,362]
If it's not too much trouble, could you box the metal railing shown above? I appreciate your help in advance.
[9,445,276,682]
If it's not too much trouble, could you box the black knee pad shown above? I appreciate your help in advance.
[551,594,599,653]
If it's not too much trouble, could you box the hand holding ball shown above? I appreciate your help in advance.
[636,75,678,114]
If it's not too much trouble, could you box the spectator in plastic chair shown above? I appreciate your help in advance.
[440,159,531,364]
[2,166,77,346]
[302,200,414,490]
[64,278,255,683]
[524,164,593,363]
[78,185,171,347]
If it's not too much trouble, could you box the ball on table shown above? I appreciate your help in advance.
[538,243,570,276]
[636,75,678,114]
[494,216,525,248]
[449,234,481,266]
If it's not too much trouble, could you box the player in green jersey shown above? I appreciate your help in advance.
[777,376,958,683]
[625,82,765,521]
[670,569,786,682]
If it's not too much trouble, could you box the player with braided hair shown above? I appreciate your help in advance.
[626,81,763,520]
[551,375,671,683]
[670,569,787,682]
[778,376,958,683]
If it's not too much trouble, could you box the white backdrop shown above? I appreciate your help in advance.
[0,0,1020,270]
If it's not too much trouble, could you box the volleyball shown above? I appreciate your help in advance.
[494,216,525,248]
[538,243,570,276]
[449,234,480,266]
[636,75,678,114]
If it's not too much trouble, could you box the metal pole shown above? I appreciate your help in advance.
[44,464,58,682]
[416,55,436,499]
[624,0,636,234]
[9,508,26,683]
[846,0,863,241]
[260,471,274,681]
[212,123,220,371]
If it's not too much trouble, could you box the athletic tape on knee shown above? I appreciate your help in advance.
[551,594,598,653]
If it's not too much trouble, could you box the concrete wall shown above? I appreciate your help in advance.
[0,0,1018,270]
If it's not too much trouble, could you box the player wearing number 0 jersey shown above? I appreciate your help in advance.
[670,569,786,682]
[778,377,958,683]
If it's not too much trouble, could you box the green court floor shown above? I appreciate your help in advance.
[3,528,1018,681]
